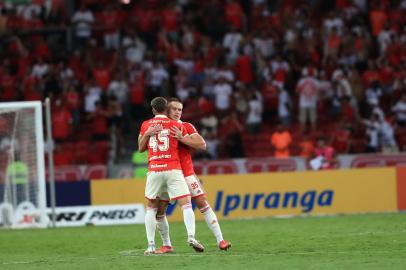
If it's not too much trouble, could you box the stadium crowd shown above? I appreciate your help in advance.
[0,0,405,165]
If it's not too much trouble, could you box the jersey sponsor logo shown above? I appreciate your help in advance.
[150,119,170,124]
[150,154,172,160]
[214,190,334,216]
[150,164,168,168]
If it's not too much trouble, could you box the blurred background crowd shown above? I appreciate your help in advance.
[0,0,405,166]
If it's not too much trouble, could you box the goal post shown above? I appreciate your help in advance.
[0,101,47,228]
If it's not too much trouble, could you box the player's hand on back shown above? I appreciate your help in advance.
[146,124,163,136]
[170,126,183,140]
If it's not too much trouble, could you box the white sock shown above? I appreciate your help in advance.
[181,203,196,240]
[201,205,224,244]
[145,207,158,247]
[156,215,172,247]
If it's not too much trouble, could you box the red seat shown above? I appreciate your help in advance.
[74,141,91,164]
[87,141,110,164]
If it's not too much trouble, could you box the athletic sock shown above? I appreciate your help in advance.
[145,207,158,247]
[156,215,172,247]
[181,202,196,240]
[201,205,224,244]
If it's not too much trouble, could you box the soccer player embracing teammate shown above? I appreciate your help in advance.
[155,98,231,253]
[138,97,204,254]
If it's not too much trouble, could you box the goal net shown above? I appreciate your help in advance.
[0,101,47,228]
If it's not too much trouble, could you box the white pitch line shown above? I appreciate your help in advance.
[2,249,404,265]
[118,249,404,257]
[1,260,40,265]
[1,256,113,265]
[287,229,406,239]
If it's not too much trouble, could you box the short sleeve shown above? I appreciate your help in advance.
[183,122,198,136]
[173,120,188,136]
[180,122,188,136]
[139,121,147,136]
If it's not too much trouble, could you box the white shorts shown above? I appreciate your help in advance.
[159,175,205,201]
[145,170,190,201]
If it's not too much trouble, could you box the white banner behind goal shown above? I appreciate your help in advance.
[0,101,47,228]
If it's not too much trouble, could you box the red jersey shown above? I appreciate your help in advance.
[178,121,199,177]
[140,115,185,172]
[52,107,72,140]
[314,146,335,169]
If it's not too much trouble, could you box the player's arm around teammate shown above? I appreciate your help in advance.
[138,124,162,152]
[170,125,207,150]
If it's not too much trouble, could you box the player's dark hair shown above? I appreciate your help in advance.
[150,97,167,113]
[167,97,182,104]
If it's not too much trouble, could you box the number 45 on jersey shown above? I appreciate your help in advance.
[149,129,170,152]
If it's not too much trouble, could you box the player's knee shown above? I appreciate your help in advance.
[177,196,191,206]
[156,206,167,217]
[156,214,166,220]
[147,199,158,208]
[194,197,208,210]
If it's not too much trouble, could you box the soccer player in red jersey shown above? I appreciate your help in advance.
[138,97,204,255]
[156,98,231,253]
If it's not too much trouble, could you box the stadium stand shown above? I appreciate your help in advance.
[0,0,405,167]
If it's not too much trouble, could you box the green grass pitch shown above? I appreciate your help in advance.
[0,213,405,270]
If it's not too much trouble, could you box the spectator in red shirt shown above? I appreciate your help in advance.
[370,4,388,36]
[51,99,73,143]
[92,61,111,91]
[22,67,41,101]
[299,134,315,158]
[341,96,356,123]
[310,137,337,170]
[378,59,394,92]
[34,36,51,60]
[324,27,341,63]
[63,85,81,126]
[271,125,292,158]
[0,68,17,101]
[218,112,244,158]
[68,50,85,82]
[107,95,124,161]
[331,125,353,154]
[131,2,157,47]
[224,0,244,30]
[362,60,380,88]
[53,143,74,166]
[160,2,180,41]
[101,6,120,50]
[235,49,253,84]
[88,101,109,141]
